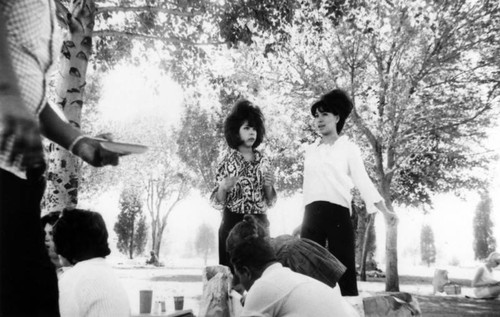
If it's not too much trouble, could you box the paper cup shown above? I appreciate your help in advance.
[139,290,153,314]
[174,296,184,311]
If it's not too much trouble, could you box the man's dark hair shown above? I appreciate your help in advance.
[228,215,276,272]
[53,208,111,264]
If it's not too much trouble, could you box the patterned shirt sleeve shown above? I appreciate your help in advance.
[209,153,231,210]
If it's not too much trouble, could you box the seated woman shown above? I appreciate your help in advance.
[41,211,62,272]
[53,208,131,316]
[471,251,500,299]
[227,215,359,316]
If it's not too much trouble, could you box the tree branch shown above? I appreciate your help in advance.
[97,5,203,17]
[54,0,70,28]
[93,29,225,46]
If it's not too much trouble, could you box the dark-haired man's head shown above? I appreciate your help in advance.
[227,215,276,290]
[53,209,111,265]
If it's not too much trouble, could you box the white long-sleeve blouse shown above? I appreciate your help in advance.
[303,136,382,214]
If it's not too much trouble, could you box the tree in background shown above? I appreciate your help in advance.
[45,0,500,293]
[205,0,500,291]
[353,197,377,281]
[114,187,148,259]
[44,0,290,211]
[473,190,497,260]
[420,223,436,267]
[195,222,216,266]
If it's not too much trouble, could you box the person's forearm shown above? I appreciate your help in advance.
[216,186,227,205]
[264,185,276,203]
[39,104,81,149]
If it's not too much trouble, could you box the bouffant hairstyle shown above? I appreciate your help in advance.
[41,211,61,227]
[227,215,276,272]
[224,100,265,149]
[53,209,111,265]
[311,89,353,134]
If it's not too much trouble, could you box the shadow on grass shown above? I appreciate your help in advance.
[363,275,472,286]
[416,295,500,317]
[150,275,202,283]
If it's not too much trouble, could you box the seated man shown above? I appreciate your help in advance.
[472,251,500,299]
[53,209,131,316]
[227,215,359,317]
[146,250,159,266]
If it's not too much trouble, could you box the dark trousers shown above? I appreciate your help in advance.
[301,201,358,296]
[218,208,268,267]
[0,167,60,317]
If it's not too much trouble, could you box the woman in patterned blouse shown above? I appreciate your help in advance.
[210,100,277,269]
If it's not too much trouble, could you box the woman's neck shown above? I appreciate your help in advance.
[238,145,254,161]
[321,133,339,145]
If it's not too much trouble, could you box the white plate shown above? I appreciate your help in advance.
[99,141,148,155]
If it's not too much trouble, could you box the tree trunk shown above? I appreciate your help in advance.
[152,222,163,259]
[43,0,96,212]
[360,214,375,281]
[129,218,135,259]
[384,199,399,291]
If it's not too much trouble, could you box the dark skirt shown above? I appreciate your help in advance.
[301,200,358,296]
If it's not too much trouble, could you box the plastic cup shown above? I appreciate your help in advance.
[139,290,153,314]
[174,296,184,311]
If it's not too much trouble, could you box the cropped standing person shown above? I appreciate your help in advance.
[471,251,500,299]
[301,89,394,296]
[210,100,277,269]
[0,1,119,316]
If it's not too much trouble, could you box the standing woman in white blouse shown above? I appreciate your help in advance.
[301,89,392,296]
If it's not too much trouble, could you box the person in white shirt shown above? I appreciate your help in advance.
[471,251,500,299]
[54,209,131,317]
[301,89,394,296]
[227,215,359,317]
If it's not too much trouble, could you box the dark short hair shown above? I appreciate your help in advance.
[53,208,111,264]
[311,89,353,133]
[41,211,61,227]
[224,100,265,149]
[228,215,276,271]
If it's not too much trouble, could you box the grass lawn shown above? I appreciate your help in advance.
[361,275,500,316]
[114,264,500,316]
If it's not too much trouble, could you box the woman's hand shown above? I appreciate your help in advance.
[220,176,239,192]
[263,170,275,188]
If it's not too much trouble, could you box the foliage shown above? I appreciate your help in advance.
[177,100,224,195]
[55,0,500,292]
[420,222,436,267]
[200,0,500,291]
[114,186,148,259]
[194,222,216,265]
[473,190,497,260]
